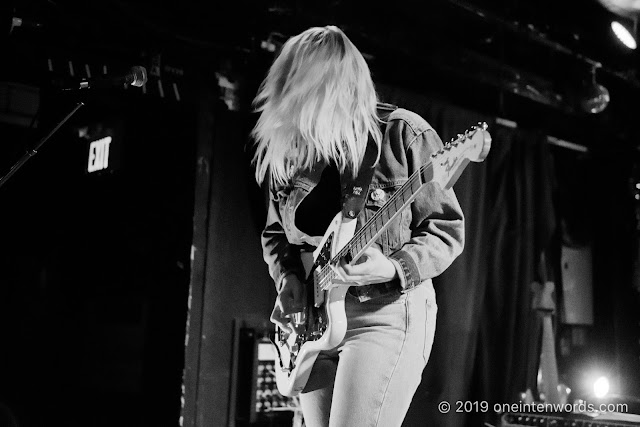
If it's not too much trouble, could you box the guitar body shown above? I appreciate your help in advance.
[273,212,356,397]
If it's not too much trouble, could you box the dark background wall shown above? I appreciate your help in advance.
[182,94,277,426]
[0,87,196,426]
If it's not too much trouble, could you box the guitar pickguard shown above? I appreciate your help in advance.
[274,232,335,377]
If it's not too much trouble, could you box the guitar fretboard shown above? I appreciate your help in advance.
[333,162,430,265]
[315,124,487,291]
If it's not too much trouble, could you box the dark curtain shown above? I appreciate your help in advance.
[377,85,556,427]
[182,97,278,426]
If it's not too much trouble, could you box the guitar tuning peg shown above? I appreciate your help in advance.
[479,122,488,130]
[431,152,438,158]
[457,133,464,141]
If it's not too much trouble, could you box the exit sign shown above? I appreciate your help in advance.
[87,136,112,173]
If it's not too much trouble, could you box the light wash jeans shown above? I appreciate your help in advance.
[299,281,437,427]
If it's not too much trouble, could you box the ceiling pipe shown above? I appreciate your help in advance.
[442,0,640,89]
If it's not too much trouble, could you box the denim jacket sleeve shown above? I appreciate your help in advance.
[261,185,306,291]
[385,114,465,291]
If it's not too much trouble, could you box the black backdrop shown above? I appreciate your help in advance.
[377,84,640,426]
[0,89,195,427]
[377,85,556,426]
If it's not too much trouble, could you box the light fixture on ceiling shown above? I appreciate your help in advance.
[597,0,640,16]
[611,21,638,49]
[579,66,610,114]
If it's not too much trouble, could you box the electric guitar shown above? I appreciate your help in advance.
[272,123,492,397]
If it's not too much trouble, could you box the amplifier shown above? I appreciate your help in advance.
[230,319,299,426]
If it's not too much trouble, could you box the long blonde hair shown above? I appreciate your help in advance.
[251,26,382,187]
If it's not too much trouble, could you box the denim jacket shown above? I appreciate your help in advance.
[261,104,465,302]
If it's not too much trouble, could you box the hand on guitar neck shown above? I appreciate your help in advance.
[333,246,398,286]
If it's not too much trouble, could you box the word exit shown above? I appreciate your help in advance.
[87,136,112,173]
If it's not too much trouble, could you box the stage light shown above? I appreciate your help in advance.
[594,376,610,398]
[580,83,610,114]
[611,21,637,49]
[597,0,640,16]
[579,67,610,114]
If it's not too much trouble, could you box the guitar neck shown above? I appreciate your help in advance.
[330,123,489,267]
[336,163,430,265]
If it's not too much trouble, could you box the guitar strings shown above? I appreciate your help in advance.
[315,125,479,290]
[316,163,428,290]
[333,163,426,262]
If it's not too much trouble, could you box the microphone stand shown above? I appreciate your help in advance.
[0,101,84,189]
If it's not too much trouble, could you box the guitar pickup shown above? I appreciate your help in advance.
[313,269,325,307]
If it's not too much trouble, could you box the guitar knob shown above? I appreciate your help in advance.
[291,310,307,326]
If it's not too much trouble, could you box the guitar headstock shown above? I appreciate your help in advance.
[430,122,492,190]
[531,281,556,313]
[531,252,556,313]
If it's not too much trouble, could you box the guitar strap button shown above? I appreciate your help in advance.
[371,188,385,202]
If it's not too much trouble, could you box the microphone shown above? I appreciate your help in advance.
[62,66,148,91]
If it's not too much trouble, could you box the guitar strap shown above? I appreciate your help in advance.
[340,103,396,219]
[340,135,378,219]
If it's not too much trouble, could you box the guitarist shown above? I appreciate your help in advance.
[252,25,465,427]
